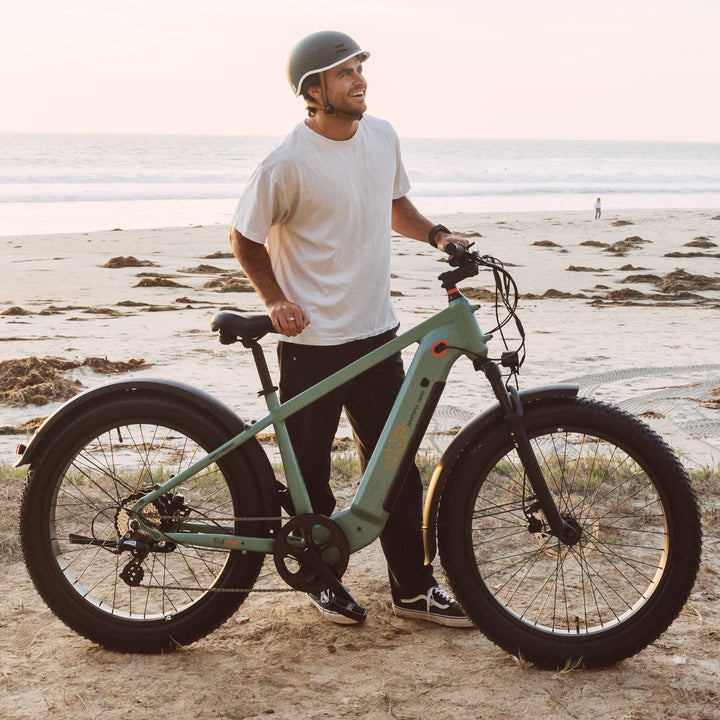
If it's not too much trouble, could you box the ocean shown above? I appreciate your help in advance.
[1,132,719,236]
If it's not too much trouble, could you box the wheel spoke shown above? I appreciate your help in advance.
[467,426,669,635]
[48,420,249,619]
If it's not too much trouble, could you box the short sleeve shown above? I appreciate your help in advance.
[231,161,290,244]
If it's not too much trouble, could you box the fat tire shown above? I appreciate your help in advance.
[437,397,701,669]
[20,395,272,652]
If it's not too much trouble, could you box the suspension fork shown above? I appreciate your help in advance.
[477,359,578,544]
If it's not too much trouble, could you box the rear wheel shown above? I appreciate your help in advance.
[437,397,701,668]
[20,395,273,652]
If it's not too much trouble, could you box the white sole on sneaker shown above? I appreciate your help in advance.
[392,604,474,628]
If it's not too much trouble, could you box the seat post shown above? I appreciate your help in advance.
[242,339,278,397]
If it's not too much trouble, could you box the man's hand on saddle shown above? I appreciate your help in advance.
[268,300,310,337]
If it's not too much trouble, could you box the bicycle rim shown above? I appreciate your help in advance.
[470,427,669,636]
[439,397,701,667]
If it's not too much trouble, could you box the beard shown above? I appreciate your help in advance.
[326,90,367,118]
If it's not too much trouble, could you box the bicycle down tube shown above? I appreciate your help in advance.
[130,295,492,554]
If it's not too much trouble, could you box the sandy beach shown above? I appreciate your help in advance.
[1,207,719,718]
[2,207,719,462]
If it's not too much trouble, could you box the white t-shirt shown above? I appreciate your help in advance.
[231,115,411,345]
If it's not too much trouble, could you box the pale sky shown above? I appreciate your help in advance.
[3,0,719,141]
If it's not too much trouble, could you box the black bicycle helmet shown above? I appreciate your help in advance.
[287,31,370,97]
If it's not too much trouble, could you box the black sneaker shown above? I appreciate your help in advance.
[308,588,367,625]
[392,586,473,628]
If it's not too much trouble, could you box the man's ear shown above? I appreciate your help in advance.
[306,83,322,103]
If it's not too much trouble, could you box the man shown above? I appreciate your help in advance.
[230,31,472,627]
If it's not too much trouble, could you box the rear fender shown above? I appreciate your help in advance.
[422,383,579,564]
[15,378,279,518]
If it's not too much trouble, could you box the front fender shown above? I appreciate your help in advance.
[422,383,579,564]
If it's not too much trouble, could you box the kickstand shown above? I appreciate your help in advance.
[302,548,368,623]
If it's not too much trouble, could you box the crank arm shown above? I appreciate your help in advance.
[302,549,368,623]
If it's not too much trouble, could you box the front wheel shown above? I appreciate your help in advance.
[437,397,702,669]
[20,394,274,652]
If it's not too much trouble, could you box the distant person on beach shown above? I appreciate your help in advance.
[229,31,472,628]
[595,197,602,219]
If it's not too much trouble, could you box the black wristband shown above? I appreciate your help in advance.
[428,224,450,248]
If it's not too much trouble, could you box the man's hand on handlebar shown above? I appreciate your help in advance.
[435,232,471,254]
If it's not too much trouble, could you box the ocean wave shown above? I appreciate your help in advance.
[3,180,718,204]
[0,171,248,185]
[2,134,719,221]
[408,182,720,197]
[2,167,718,188]
[0,182,243,203]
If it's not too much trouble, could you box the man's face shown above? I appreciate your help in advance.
[315,56,367,116]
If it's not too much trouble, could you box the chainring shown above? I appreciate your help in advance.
[273,514,350,593]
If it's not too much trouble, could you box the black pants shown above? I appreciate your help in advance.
[278,327,435,600]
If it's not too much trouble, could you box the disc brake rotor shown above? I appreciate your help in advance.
[531,494,599,557]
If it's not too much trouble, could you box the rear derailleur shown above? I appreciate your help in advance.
[114,489,191,586]
[69,487,191,587]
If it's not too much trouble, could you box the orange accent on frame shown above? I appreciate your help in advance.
[431,341,449,357]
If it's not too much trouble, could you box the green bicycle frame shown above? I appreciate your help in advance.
[131,295,492,555]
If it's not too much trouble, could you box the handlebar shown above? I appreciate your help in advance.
[439,241,522,348]
[444,241,492,268]
[443,241,508,275]
[444,241,467,259]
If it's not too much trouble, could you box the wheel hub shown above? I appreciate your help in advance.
[115,489,161,540]
[529,494,600,554]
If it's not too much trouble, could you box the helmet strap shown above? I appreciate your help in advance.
[320,73,334,114]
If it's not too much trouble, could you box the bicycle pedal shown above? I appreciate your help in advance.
[332,596,368,623]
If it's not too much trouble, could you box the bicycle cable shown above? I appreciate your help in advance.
[442,247,526,388]
[481,255,526,388]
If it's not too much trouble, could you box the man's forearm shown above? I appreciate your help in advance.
[229,227,287,307]
[392,196,468,252]
[229,227,310,337]
[391,196,435,243]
